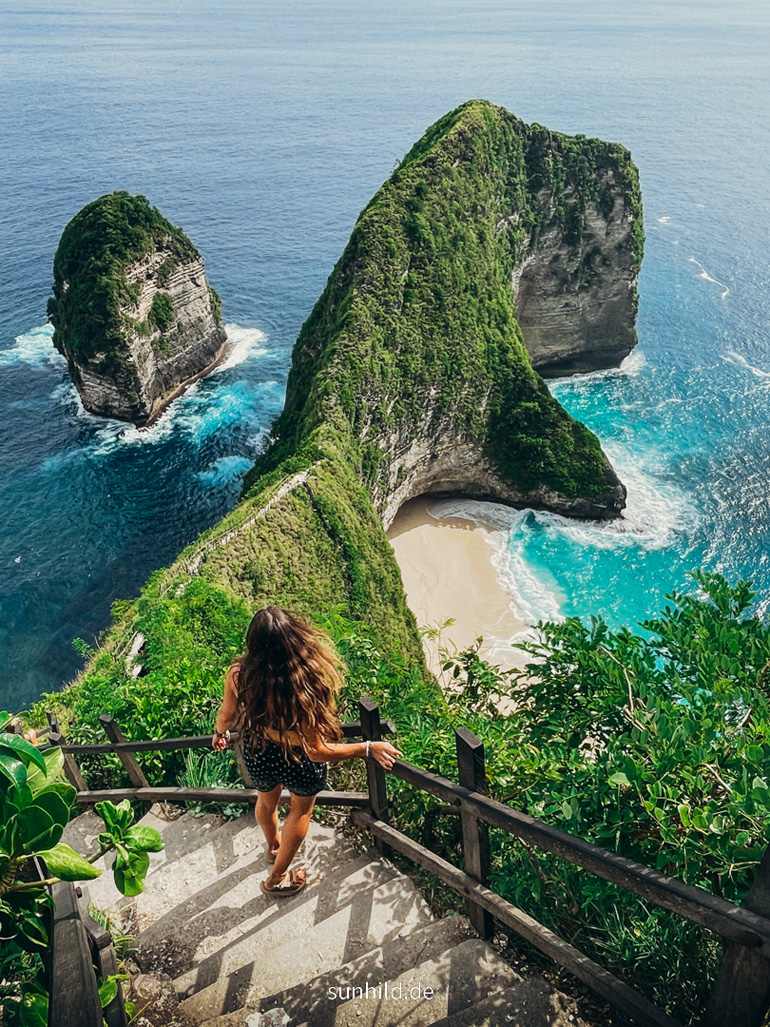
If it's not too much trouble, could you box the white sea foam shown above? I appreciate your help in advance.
[549,348,647,389]
[195,455,254,487]
[426,446,697,630]
[724,349,770,381]
[213,324,268,373]
[657,216,671,223]
[0,324,64,369]
[689,256,729,299]
[51,323,272,455]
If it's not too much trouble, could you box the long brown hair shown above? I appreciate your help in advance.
[233,606,344,760]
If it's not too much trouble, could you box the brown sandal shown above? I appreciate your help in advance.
[260,868,307,897]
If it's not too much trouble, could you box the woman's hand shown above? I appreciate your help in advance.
[212,729,230,751]
[369,740,402,770]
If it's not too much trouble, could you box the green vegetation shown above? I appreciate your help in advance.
[253,99,642,504]
[29,570,770,1019]
[372,570,770,1020]
[208,285,223,327]
[48,191,197,367]
[148,291,175,333]
[0,719,163,1026]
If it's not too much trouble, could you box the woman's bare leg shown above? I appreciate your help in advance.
[255,784,282,856]
[270,793,315,881]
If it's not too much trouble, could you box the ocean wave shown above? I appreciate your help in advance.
[427,499,566,626]
[0,324,65,369]
[689,257,729,299]
[724,348,770,381]
[427,450,697,626]
[195,455,254,487]
[549,348,647,389]
[213,324,268,373]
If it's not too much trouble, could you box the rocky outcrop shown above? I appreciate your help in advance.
[514,180,640,376]
[49,192,226,426]
[251,100,643,523]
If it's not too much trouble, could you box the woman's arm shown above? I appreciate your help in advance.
[212,665,240,750]
[305,733,402,770]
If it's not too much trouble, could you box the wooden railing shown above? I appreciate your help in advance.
[46,701,770,1027]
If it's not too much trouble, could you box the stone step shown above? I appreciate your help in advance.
[178,857,434,1021]
[136,827,362,979]
[427,977,587,1027]
[85,807,358,940]
[327,938,518,1027]
[173,851,395,995]
[200,916,471,1027]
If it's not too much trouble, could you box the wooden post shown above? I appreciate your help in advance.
[99,716,150,790]
[456,728,494,939]
[702,844,770,1027]
[359,698,389,856]
[49,732,87,792]
[47,711,61,734]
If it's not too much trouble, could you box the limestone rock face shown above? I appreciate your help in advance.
[378,416,624,531]
[49,192,227,426]
[514,182,639,376]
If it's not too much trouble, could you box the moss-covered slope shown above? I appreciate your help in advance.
[49,191,226,425]
[246,99,642,523]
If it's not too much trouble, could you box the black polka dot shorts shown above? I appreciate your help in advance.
[241,730,327,797]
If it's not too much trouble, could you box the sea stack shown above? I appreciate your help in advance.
[48,192,227,426]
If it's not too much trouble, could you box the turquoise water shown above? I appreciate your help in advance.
[2,0,770,706]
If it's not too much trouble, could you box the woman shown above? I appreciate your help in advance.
[212,606,401,896]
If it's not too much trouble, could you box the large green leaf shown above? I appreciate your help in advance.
[18,989,49,1027]
[0,749,27,790]
[98,979,118,1008]
[0,733,46,774]
[8,805,62,856]
[113,848,150,896]
[34,779,76,808]
[38,842,103,881]
[10,907,49,952]
[26,747,64,793]
[125,825,164,853]
[30,789,70,830]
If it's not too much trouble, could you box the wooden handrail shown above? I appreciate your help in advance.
[45,719,395,755]
[352,809,683,1027]
[389,756,770,956]
[73,786,369,806]
[41,703,770,1024]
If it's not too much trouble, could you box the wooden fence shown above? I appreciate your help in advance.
[45,700,770,1027]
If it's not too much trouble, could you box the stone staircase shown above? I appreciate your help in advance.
[71,804,589,1027]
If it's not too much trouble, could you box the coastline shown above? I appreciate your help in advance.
[387,496,531,677]
[141,331,230,428]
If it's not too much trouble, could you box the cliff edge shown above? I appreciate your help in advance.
[48,192,227,426]
[246,100,643,523]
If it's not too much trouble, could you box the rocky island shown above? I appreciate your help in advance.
[48,191,227,426]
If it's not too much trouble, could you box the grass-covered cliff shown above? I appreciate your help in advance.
[251,99,642,524]
[49,192,197,367]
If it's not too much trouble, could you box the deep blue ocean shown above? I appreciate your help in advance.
[2,0,769,709]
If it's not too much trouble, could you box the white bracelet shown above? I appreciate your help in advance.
[365,740,371,758]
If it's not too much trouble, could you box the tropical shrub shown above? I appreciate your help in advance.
[0,718,163,1026]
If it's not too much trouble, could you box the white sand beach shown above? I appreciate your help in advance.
[387,496,531,677]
